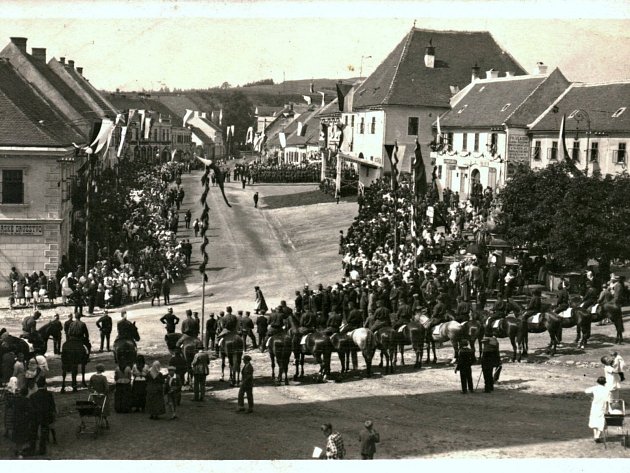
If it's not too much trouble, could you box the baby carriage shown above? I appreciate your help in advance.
[75,392,107,439]
[603,399,628,449]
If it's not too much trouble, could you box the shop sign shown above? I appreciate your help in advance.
[0,224,43,235]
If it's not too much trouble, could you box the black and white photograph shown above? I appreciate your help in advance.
[0,0,629,464]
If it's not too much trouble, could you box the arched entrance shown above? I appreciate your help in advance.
[162,148,170,162]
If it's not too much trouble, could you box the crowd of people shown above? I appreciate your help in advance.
[237,162,321,183]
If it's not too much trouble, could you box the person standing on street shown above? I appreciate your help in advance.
[184,209,192,229]
[191,347,210,402]
[321,423,345,459]
[193,218,200,237]
[96,310,113,353]
[359,420,380,459]
[455,342,475,394]
[205,313,217,350]
[253,192,259,208]
[237,355,254,413]
[242,312,257,350]
[50,314,62,355]
[481,335,501,393]
[63,313,73,341]
[256,313,268,352]
[161,274,171,306]
[584,376,611,443]
[160,308,180,334]
[254,286,268,315]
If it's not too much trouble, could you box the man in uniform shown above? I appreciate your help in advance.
[523,288,543,318]
[160,308,180,334]
[50,313,63,354]
[392,297,413,330]
[63,313,73,340]
[216,307,238,344]
[455,296,472,322]
[191,346,210,402]
[581,282,598,311]
[205,313,217,350]
[554,283,570,314]
[256,313,268,352]
[486,294,508,335]
[326,309,343,335]
[96,309,113,352]
[294,290,303,315]
[341,300,364,334]
[241,312,257,351]
[67,312,90,352]
[369,299,391,333]
[117,311,136,343]
[481,335,501,393]
[21,311,42,338]
[455,341,475,394]
[425,294,448,330]
[181,310,197,337]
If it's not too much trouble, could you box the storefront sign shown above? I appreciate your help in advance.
[507,135,530,164]
[0,224,43,235]
[443,159,458,165]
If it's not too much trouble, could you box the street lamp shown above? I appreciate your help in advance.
[569,109,591,177]
[360,55,372,78]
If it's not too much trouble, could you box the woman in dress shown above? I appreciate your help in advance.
[145,361,166,419]
[114,362,132,413]
[131,355,149,412]
[585,376,611,443]
[89,364,110,429]
[254,286,268,315]
[602,355,621,400]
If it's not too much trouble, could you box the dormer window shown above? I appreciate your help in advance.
[568,109,579,119]
[457,104,468,114]
[612,107,627,118]
[501,103,511,112]
[479,86,485,92]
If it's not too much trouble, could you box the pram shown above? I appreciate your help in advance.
[603,399,628,449]
[75,392,107,438]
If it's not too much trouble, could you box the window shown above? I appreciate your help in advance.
[531,140,542,161]
[351,115,355,128]
[612,107,626,118]
[462,133,468,151]
[407,117,419,136]
[370,117,376,134]
[589,142,599,162]
[344,116,348,126]
[614,143,627,163]
[474,133,479,152]
[488,133,498,155]
[446,132,453,150]
[359,117,365,134]
[1,170,24,204]
[571,141,580,161]
[501,103,511,112]
[549,141,558,161]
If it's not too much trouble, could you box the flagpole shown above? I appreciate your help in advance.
[84,150,94,272]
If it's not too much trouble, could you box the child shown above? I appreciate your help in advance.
[612,351,625,382]
[164,366,181,420]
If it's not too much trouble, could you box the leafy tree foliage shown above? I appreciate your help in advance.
[497,162,630,271]
[219,90,255,147]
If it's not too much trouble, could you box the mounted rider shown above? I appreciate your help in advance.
[21,311,42,338]
[325,309,343,336]
[177,310,199,349]
[455,296,472,322]
[340,300,363,334]
[67,312,91,352]
[392,297,413,330]
[581,282,598,311]
[261,310,285,348]
[368,299,391,333]
[299,310,317,334]
[424,294,448,330]
[485,293,508,334]
[216,307,238,344]
[116,310,137,345]
[553,283,570,314]
[523,288,542,318]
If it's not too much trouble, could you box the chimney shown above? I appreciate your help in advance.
[533,62,548,75]
[77,67,83,76]
[31,48,46,63]
[59,57,66,65]
[471,63,480,82]
[68,59,75,69]
[485,69,499,79]
[194,111,199,117]
[449,85,460,95]
[201,112,207,119]
[424,38,435,68]
[10,37,27,53]
[505,71,514,78]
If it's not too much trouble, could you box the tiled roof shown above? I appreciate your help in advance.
[255,105,283,117]
[0,59,83,147]
[107,94,177,121]
[189,125,215,145]
[63,66,117,117]
[286,108,323,146]
[530,82,630,133]
[353,28,526,109]
[440,77,546,128]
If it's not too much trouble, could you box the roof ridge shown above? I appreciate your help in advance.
[573,80,630,87]
[527,83,576,129]
[383,29,414,105]
[504,75,550,124]
[486,31,527,76]
[411,27,491,35]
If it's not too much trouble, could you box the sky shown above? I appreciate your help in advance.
[1,0,629,91]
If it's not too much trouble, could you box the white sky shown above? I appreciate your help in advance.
[1,0,629,91]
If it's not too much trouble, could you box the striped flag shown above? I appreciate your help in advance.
[413,138,428,199]
[559,114,583,175]
[384,141,399,191]
[183,109,193,127]
[279,132,286,149]
[246,127,254,144]
[303,95,312,105]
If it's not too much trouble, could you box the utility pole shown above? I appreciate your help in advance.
[84,149,94,272]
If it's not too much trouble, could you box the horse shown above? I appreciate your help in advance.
[294,331,333,382]
[588,302,624,344]
[113,322,141,370]
[374,326,400,374]
[350,328,377,377]
[37,322,61,355]
[475,310,527,362]
[165,332,182,354]
[268,330,293,385]
[60,339,90,392]
[329,332,358,375]
[522,311,563,356]
[417,315,463,364]
[0,331,31,382]
[460,318,485,362]
[220,332,243,386]
[178,335,203,385]
[395,321,426,369]
[562,297,595,349]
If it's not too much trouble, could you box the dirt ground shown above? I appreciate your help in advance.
[1,173,630,460]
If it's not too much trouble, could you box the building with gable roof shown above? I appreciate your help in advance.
[0,58,85,291]
[335,28,527,190]
[433,65,571,196]
[185,111,225,160]
[528,82,630,177]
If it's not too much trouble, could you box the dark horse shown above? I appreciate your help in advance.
[396,320,426,369]
[350,328,377,377]
[294,331,333,382]
[180,335,203,385]
[375,327,400,374]
[585,302,624,344]
[329,332,358,375]
[113,322,141,371]
[522,311,563,356]
[476,311,527,362]
[220,332,244,386]
[269,330,293,385]
[61,339,90,392]
[0,331,32,382]
[560,297,595,349]
[31,322,60,355]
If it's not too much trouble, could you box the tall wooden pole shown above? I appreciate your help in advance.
[84,153,93,272]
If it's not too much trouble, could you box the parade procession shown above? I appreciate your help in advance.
[0,1,630,462]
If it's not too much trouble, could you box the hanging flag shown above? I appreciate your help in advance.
[89,118,115,155]
[138,110,146,134]
[336,122,345,148]
[114,113,123,126]
[143,117,152,140]
[183,109,193,127]
[335,153,342,195]
[117,126,128,158]
[384,141,399,191]
[255,106,259,115]
[219,109,223,125]
[297,122,303,137]
[226,126,232,140]
[246,127,254,144]
[171,150,177,162]
[303,95,312,106]
[431,166,443,201]
[279,132,286,149]
[320,123,329,147]
[103,122,116,153]
[437,114,442,137]
[318,91,325,107]
[413,138,428,199]
[310,81,314,94]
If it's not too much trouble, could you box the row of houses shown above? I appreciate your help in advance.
[261,28,629,197]
[0,37,226,292]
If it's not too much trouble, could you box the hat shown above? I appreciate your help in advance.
[96,363,105,373]
[238,310,243,315]
[168,307,173,312]
[167,365,176,371]
[193,312,199,316]
[243,355,251,362]
[364,420,373,428]
[186,309,192,316]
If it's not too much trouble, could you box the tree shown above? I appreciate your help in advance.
[219,90,255,149]
[220,82,231,90]
[498,163,630,273]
